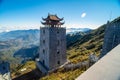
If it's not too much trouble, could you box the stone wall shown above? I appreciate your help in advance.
[49,27,66,69]
[39,27,50,70]
[100,19,120,58]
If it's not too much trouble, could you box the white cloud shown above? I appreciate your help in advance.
[81,13,86,18]
[0,23,40,33]
[5,29,10,32]
[65,23,100,29]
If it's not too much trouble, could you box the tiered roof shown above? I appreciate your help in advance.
[41,14,64,26]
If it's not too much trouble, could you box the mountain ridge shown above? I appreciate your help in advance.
[0,28,91,41]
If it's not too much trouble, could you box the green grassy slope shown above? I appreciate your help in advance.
[67,24,106,63]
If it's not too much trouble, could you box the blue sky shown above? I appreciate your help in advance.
[0,0,120,32]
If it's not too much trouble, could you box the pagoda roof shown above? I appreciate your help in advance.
[41,14,65,26]
[42,14,63,21]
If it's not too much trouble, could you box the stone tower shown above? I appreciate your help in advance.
[100,17,120,58]
[36,14,67,74]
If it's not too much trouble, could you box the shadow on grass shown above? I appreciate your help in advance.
[12,68,42,80]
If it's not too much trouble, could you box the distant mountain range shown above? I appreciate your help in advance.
[0,28,91,41]
[0,29,39,41]
[0,28,91,46]
[0,27,92,51]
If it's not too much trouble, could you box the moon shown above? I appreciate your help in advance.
[81,13,86,18]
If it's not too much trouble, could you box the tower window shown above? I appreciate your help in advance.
[57,30,59,33]
[3,66,6,70]
[57,61,60,65]
[57,40,60,46]
[43,60,45,64]
[43,29,45,34]
[57,50,60,54]
[43,49,45,54]
[43,40,45,44]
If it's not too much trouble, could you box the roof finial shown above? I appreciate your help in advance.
[48,13,50,16]
[109,11,112,21]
